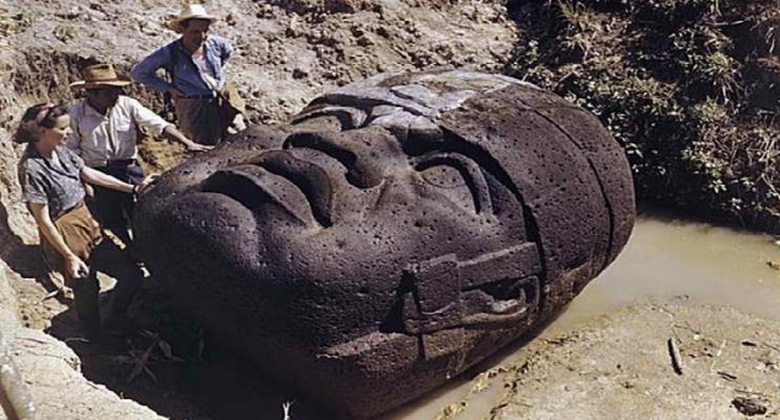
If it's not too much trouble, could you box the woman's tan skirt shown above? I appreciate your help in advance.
[39,202,103,287]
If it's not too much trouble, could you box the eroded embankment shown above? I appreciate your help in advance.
[0,0,518,418]
[0,48,170,419]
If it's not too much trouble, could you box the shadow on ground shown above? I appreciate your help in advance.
[46,282,331,420]
[0,199,63,295]
[1,196,330,419]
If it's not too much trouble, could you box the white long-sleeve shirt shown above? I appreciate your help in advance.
[67,95,171,167]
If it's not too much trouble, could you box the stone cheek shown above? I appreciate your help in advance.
[133,70,635,419]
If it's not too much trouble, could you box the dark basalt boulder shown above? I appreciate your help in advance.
[134,70,635,419]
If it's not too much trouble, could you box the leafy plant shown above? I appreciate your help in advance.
[0,9,33,37]
[54,24,76,42]
[506,0,780,231]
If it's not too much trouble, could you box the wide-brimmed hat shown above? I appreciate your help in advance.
[170,4,215,32]
[69,64,131,90]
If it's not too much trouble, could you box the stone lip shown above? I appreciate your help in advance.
[134,70,635,418]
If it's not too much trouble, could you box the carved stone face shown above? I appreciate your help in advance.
[134,70,635,419]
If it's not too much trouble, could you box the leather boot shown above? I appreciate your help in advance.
[72,271,101,337]
[103,264,143,336]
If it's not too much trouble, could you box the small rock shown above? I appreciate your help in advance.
[66,7,81,19]
[732,397,767,416]
[324,0,357,14]
[357,35,374,47]
[226,14,237,26]
[292,68,308,79]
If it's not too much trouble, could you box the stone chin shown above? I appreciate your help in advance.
[134,70,635,419]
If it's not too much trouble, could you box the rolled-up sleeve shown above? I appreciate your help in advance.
[19,166,48,206]
[131,46,173,93]
[128,97,171,136]
[215,36,233,66]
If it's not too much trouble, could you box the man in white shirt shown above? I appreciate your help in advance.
[67,63,209,243]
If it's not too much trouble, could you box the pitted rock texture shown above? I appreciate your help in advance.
[134,70,635,419]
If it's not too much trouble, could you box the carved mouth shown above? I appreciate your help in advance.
[201,150,334,228]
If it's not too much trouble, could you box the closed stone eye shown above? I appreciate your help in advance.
[412,152,492,215]
[283,127,404,189]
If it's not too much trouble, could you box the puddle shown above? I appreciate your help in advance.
[556,215,780,326]
[378,213,780,419]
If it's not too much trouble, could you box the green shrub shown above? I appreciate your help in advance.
[506,0,780,231]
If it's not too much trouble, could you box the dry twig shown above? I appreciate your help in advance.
[709,339,727,372]
[668,337,684,375]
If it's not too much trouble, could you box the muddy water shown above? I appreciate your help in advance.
[379,213,780,419]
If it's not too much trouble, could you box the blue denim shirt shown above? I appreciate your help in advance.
[131,35,233,97]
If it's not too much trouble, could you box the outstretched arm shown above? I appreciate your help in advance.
[128,97,212,152]
[80,166,155,194]
[162,125,213,152]
[81,166,134,193]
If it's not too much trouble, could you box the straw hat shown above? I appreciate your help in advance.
[69,64,131,90]
[170,4,215,32]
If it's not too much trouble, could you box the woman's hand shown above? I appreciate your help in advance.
[64,254,89,281]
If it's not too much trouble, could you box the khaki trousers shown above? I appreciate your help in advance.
[175,86,242,146]
[40,203,142,332]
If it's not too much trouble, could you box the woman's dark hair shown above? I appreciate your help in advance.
[13,103,69,144]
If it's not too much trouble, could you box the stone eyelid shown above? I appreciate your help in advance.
[411,152,493,215]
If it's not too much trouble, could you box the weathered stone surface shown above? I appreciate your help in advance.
[134,70,635,419]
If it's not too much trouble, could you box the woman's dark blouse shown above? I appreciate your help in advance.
[19,145,86,220]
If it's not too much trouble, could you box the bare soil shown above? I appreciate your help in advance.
[437,303,780,420]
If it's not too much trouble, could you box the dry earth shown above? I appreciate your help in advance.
[509,304,779,420]
[439,303,780,420]
[0,1,778,419]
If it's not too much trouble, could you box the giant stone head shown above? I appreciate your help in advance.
[134,70,635,419]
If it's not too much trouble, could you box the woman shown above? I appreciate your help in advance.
[15,103,152,337]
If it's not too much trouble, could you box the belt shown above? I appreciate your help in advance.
[183,93,217,99]
[105,159,137,167]
[55,201,86,220]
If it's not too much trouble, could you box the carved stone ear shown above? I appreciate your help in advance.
[402,254,462,334]
[402,243,542,335]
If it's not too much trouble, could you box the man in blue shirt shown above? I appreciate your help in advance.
[131,4,243,145]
